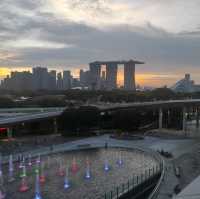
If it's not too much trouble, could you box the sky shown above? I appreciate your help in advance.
[0,0,200,87]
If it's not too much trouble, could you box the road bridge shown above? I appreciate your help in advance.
[1,99,200,137]
[91,99,200,134]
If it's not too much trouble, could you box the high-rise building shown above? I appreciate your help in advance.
[88,60,144,91]
[124,60,136,90]
[106,63,118,90]
[63,70,71,89]
[89,62,101,90]
[57,72,63,90]
[79,69,84,86]
[49,70,57,90]
[79,69,90,88]
[32,67,49,90]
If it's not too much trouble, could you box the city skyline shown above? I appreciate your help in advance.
[0,66,198,88]
[1,1,200,87]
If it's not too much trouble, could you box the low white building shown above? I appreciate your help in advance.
[171,74,200,93]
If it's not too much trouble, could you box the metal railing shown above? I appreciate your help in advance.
[103,164,162,199]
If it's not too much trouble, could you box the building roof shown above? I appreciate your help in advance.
[90,60,145,65]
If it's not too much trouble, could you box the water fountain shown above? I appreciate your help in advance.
[35,155,41,175]
[28,154,32,167]
[34,172,42,199]
[85,158,91,179]
[36,154,41,165]
[116,152,123,166]
[64,167,70,190]
[18,154,22,168]
[0,191,5,199]
[104,158,110,172]
[18,155,24,170]
[0,158,6,199]
[20,164,27,178]
[71,157,78,174]
[8,154,15,182]
[47,156,51,169]
[39,162,46,184]
[58,159,65,177]
[19,165,29,192]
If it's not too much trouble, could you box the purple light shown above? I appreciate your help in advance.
[117,159,123,166]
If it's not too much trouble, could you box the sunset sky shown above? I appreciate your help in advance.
[1,0,200,87]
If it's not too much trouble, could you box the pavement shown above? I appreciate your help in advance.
[174,175,200,199]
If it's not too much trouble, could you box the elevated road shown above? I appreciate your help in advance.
[92,99,200,111]
[1,99,200,126]
[0,110,64,126]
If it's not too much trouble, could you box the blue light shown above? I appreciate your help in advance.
[64,179,70,189]
[85,169,91,179]
[104,164,110,171]
[34,193,42,199]
[117,159,123,166]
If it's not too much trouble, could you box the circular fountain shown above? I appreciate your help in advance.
[2,147,161,199]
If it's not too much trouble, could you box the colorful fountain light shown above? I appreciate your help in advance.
[35,154,41,174]
[20,164,27,178]
[104,159,110,172]
[8,154,15,182]
[0,190,5,199]
[116,152,123,166]
[58,159,65,177]
[34,172,42,199]
[71,157,78,174]
[18,154,22,168]
[28,154,32,167]
[39,162,46,184]
[18,155,24,169]
[19,165,29,192]
[47,156,51,169]
[36,154,41,164]
[0,163,6,199]
[64,167,70,190]
[85,158,91,179]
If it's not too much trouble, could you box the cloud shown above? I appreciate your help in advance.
[4,39,72,49]
[0,0,200,78]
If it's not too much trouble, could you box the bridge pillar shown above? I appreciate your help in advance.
[54,118,58,134]
[182,107,187,134]
[159,108,163,130]
[196,107,200,129]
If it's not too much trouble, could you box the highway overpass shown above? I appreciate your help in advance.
[92,99,200,111]
[1,99,200,135]
[0,110,64,126]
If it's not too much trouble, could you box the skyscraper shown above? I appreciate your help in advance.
[63,70,71,89]
[106,62,118,90]
[32,67,49,90]
[124,60,136,90]
[57,72,63,90]
[89,62,101,90]
[49,70,57,90]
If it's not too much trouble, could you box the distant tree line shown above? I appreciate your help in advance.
[0,87,200,108]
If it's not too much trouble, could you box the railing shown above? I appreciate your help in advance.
[103,164,162,199]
